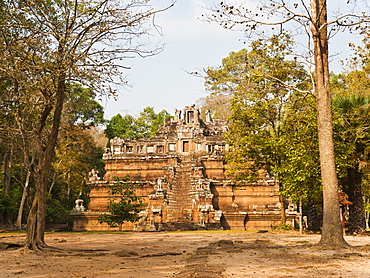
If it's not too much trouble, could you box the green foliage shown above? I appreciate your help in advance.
[0,189,19,224]
[272,223,294,231]
[204,33,370,213]
[47,85,107,223]
[104,114,138,140]
[104,107,171,141]
[65,84,106,126]
[54,126,105,187]
[212,36,370,207]
[0,190,13,215]
[275,95,322,203]
[0,0,169,242]
[331,71,370,231]
[333,93,370,173]
[51,125,105,220]
[329,65,370,231]
[98,177,144,228]
[205,34,308,97]
[331,70,370,167]
[217,35,316,201]
[136,107,171,138]
[46,194,71,225]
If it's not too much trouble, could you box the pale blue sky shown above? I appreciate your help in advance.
[100,0,248,118]
[100,0,361,119]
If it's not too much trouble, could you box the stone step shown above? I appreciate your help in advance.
[168,193,195,197]
[167,190,196,195]
[167,198,195,202]
[167,202,191,206]
[167,203,194,208]
[167,202,194,207]
[167,203,194,206]
[167,191,196,195]
[162,159,204,224]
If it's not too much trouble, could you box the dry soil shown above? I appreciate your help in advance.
[1,230,370,277]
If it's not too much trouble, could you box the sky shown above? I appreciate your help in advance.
[99,0,362,120]
[99,0,247,119]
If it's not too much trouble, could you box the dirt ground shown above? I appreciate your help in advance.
[1,230,370,278]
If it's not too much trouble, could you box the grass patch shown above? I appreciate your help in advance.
[272,223,294,231]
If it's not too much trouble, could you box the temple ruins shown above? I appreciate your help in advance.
[71,105,283,231]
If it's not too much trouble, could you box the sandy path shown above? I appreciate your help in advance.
[1,231,370,278]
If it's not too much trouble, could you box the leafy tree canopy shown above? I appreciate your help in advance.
[330,61,370,232]
[136,107,171,138]
[104,107,171,140]
[64,85,106,127]
[213,35,310,176]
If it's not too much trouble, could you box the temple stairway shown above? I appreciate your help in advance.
[166,156,197,223]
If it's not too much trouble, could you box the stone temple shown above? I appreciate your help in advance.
[71,105,282,231]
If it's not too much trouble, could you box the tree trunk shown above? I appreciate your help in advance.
[24,71,66,250]
[15,170,31,228]
[310,0,348,246]
[25,172,47,249]
[3,143,12,195]
[344,166,365,234]
[2,143,14,227]
[365,204,369,230]
[299,199,303,234]
[279,194,286,225]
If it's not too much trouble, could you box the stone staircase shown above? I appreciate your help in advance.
[166,156,197,223]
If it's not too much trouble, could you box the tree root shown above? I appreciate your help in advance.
[20,243,69,254]
[0,240,69,254]
[0,242,23,250]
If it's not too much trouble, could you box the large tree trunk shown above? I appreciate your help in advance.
[24,72,66,250]
[344,166,365,234]
[25,172,47,249]
[310,0,347,246]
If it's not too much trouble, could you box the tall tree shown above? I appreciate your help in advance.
[331,70,370,233]
[136,107,171,138]
[64,85,105,127]
[105,114,138,140]
[277,94,323,230]
[196,94,232,122]
[207,35,311,223]
[105,107,171,141]
[310,0,342,246]
[333,94,370,233]
[206,0,370,247]
[0,0,172,250]
[48,85,106,220]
